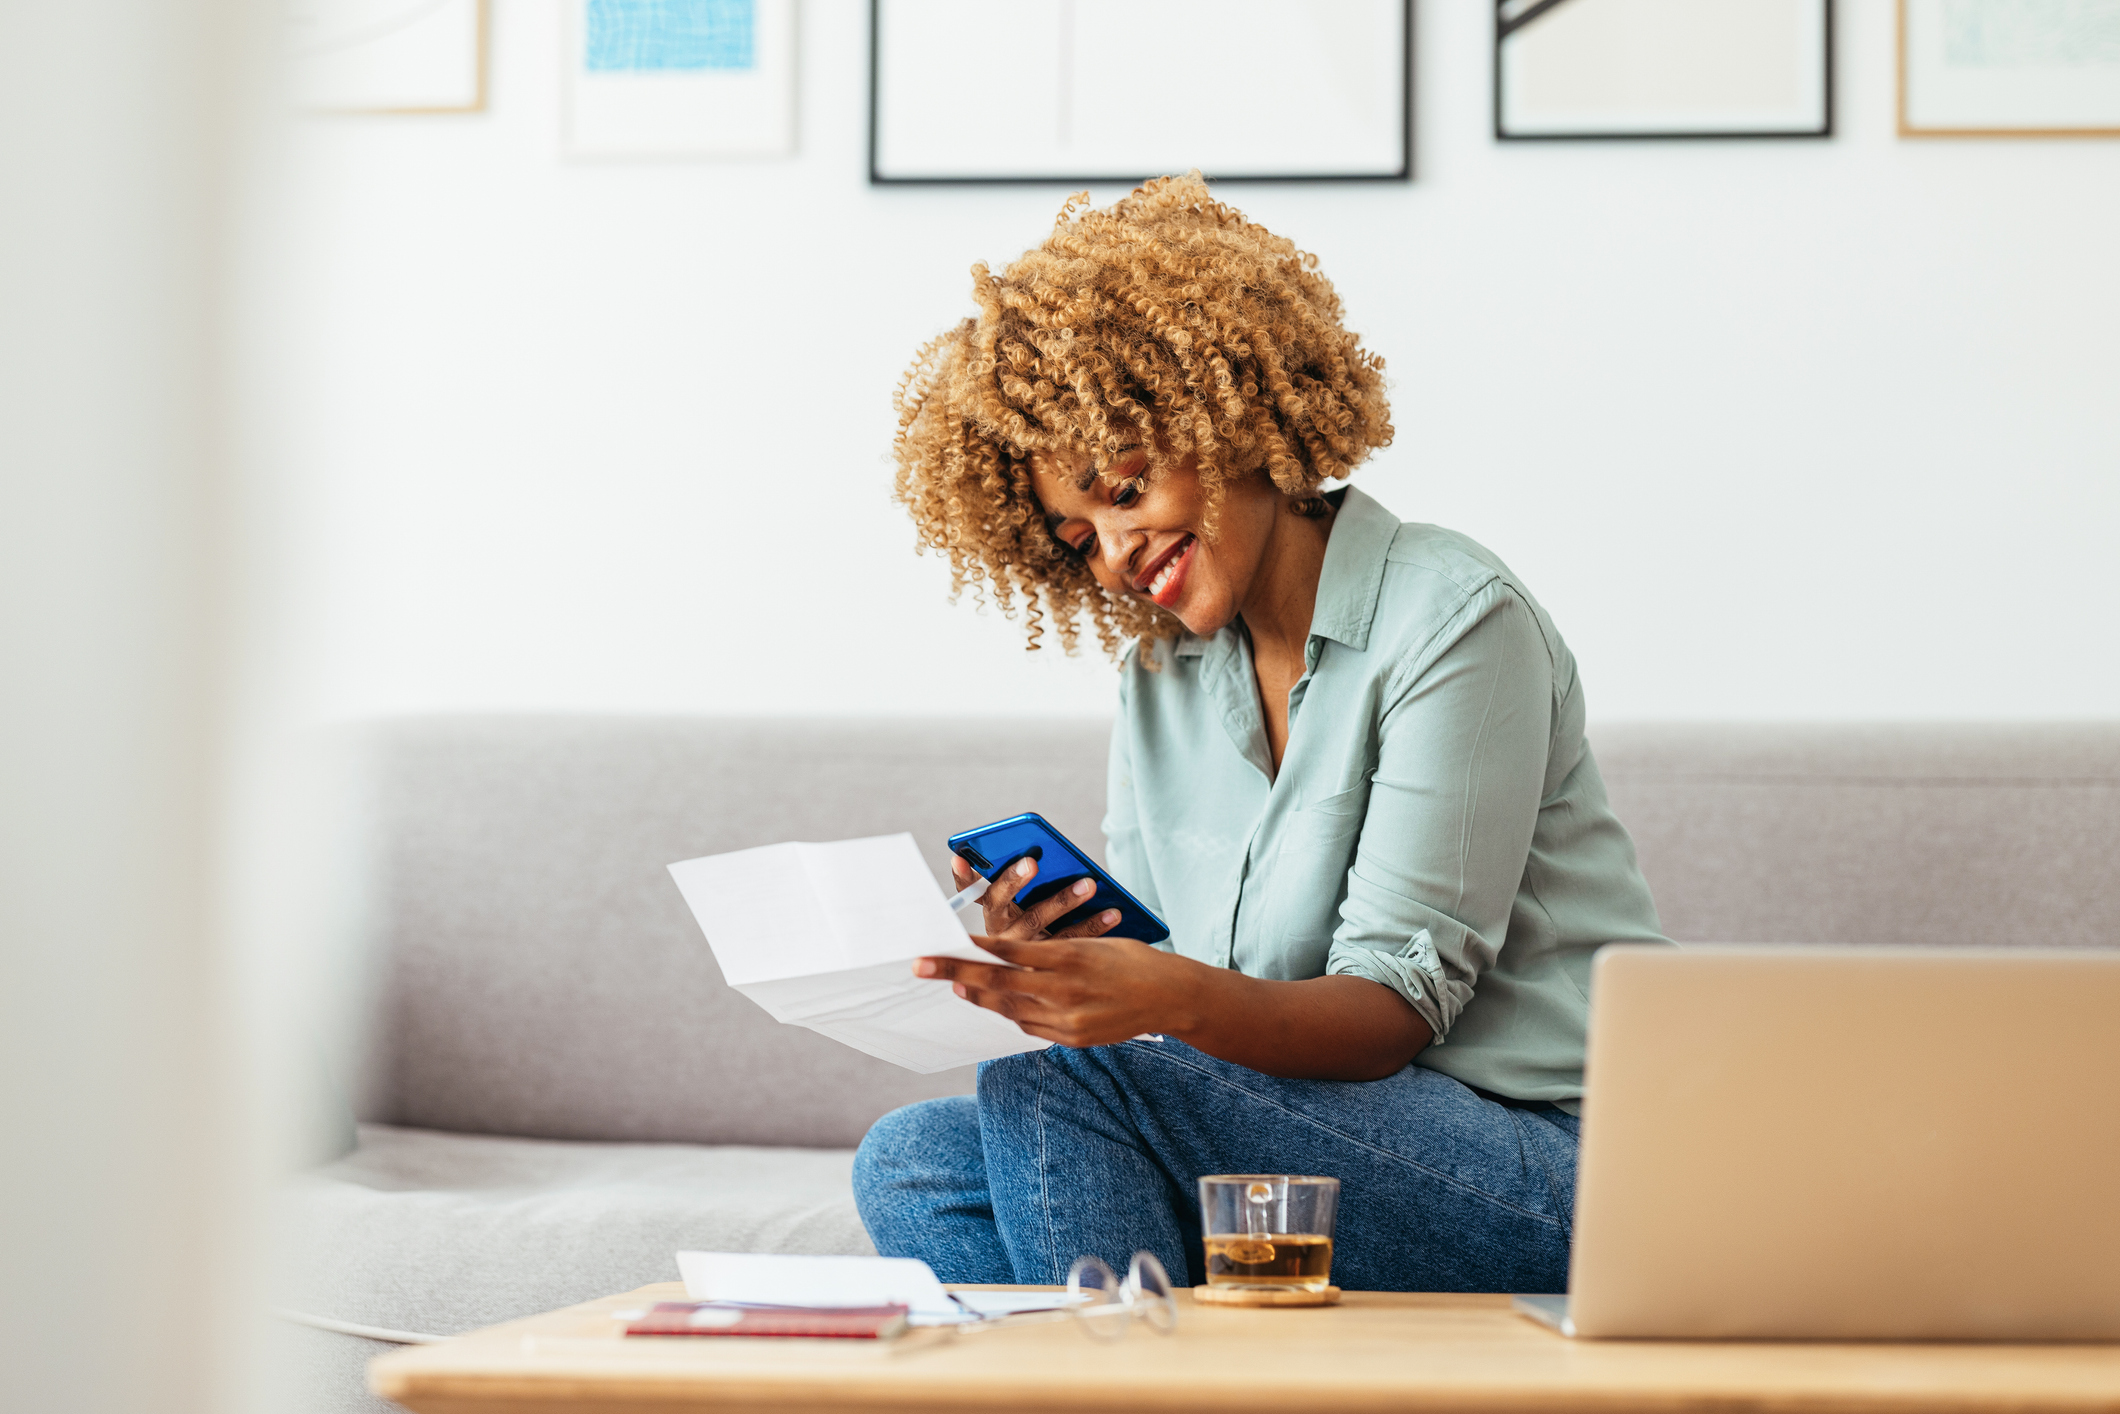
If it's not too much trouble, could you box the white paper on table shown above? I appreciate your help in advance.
[667,832,1051,1073]
[674,1252,1071,1327]
[677,1252,963,1321]
[945,1289,1073,1318]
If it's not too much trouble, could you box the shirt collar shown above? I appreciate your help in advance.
[1159,485,1398,659]
[1306,485,1398,652]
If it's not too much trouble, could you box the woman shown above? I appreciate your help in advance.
[853,175,1668,1294]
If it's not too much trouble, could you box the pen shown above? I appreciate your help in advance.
[940,874,1163,1044]
[942,875,991,914]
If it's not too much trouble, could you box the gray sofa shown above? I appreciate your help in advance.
[277,717,2120,1413]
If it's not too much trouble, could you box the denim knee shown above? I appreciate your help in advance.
[852,1095,975,1213]
[851,1101,922,1211]
[974,1049,1043,1107]
[978,1041,1142,1110]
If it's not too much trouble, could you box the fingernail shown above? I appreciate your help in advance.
[1018,860,1036,876]
[1072,880,1094,897]
[1103,910,1120,924]
[954,983,969,999]
[914,960,936,977]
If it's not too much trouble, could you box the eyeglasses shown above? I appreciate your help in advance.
[948,1251,1179,1341]
[1066,1251,1179,1340]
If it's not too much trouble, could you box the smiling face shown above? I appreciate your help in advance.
[890,176,1393,660]
[1032,445,1289,640]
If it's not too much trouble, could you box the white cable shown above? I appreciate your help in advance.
[273,1307,449,1345]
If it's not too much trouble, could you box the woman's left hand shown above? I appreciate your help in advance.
[915,934,1199,1049]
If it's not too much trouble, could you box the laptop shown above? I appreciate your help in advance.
[1515,945,2120,1340]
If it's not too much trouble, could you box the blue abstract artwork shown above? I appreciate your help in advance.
[1943,0,2120,66]
[585,0,756,72]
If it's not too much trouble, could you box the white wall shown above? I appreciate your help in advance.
[2,3,255,1411]
[281,1,2120,724]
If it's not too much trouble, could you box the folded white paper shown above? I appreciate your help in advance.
[667,832,1051,1073]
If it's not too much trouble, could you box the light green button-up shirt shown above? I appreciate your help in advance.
[1103,487,1670,1111]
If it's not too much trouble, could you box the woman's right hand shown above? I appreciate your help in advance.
[949,854,1121,942]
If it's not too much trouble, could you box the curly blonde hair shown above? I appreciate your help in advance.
[891,173,1393,659]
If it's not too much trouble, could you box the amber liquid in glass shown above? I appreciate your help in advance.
[1202,1233,1334,1289]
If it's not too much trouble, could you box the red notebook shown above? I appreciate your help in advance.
[624,1301,911,1340]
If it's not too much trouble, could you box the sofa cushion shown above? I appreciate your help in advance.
[341,717,2120,1160]
[349,717,1113,1148]
[1592,722,2120,949]
[266,1325,401,1414]
[274,1124,874,1341]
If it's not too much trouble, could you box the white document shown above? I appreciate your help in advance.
[677,1251,961,1321]
[667,833,1050,1073]
[944,1289,1073,1318]
[674,1251,1069,1327]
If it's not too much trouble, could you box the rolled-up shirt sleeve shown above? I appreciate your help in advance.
[1324,590,1552,1041]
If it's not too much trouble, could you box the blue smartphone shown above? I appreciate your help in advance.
[947,813,1170,945]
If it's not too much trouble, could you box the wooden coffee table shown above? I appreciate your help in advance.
[369,1281,2120,1413]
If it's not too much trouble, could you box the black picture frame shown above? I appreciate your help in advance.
[1494,0,1833,142]
[868,0,1415,185]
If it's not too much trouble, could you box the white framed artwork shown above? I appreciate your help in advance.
[1496,0,1832,140]
[1901,0,2120,136]
[870,0,1411,184]
[288,0,487,113]
[563,0,797,159]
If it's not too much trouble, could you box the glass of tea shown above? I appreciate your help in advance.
[1197,1175,1340,1292]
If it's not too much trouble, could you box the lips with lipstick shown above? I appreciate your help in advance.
[1135,534,1197,610]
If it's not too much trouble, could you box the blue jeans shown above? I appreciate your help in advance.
[851,1037,1580,1292]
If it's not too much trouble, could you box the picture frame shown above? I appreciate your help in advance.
[561,0,798,160]
[869,0,1412,185]
[1899,0,2120,138]
[288,0,488,114]
[1495,0,1833,141]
